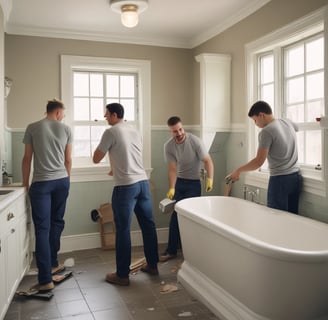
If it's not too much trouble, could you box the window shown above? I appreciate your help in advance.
[72,71,138,162]
[246,8,326,196]
[61,55,151,182]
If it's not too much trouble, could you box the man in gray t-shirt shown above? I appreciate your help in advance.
[160,116,214,262]
[93,103,159,286]
[227,100,302,214]
[22,99,72,292]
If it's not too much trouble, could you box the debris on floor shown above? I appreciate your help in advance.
[130,256,146,274]
[178,311,193,317]
[64,257,75,267]
[160,283,179,294]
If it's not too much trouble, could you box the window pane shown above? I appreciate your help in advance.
[306,100,324,122]
[106,75,119,97]
[305,130,321,165]
[286,77,304,104]
[73,141,91,157]
[106,98,119,105]
[90,98,104,121]
[74,98,90,121]
[286,104,304,122]
[74,126,90,140]
[261,84,274,107]
[120,75,135,97]
[306,72,324,100]
[73,126,91,157]
[90,74,103,97]
[74,73,89,96]
[260,55,274,83]
[285,45,304,77]
[91,125,107,142]
[306,37,324,72]
[120,99,135,121]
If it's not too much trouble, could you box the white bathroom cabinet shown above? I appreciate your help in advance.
[0,190,31,320]
[195,53,231,151]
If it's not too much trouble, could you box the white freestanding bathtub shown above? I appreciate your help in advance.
[175,196,328,320]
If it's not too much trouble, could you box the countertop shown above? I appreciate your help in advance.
[0,185,25,211]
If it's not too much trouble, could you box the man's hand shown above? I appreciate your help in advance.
[205,178,213,192]
[166,188,175,200]
[226,170,240,183]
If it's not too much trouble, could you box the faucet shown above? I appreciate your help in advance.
[243,186,260,202]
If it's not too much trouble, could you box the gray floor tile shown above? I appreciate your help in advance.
[4,246,221,320]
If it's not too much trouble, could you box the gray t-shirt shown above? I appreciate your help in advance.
[97,122,147,186]
[258,118,299,176]
[164,132,208,180]
[23,118,72,182]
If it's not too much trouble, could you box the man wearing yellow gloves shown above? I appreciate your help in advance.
[160,116,214,262]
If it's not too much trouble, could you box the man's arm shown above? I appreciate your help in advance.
[93,148,106,164]
[65,143,72,177]
[203,154,214,192]
[227,147,268,182]
[22,144,33,188]
[166,162,177,199]
[203,155,214,180]
[167,162,177,189]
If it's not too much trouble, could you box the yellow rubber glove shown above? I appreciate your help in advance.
[166,188,175,200]
[205,178,213,192]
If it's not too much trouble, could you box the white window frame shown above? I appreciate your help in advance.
[61,55,151,182]
[245,6,327,197]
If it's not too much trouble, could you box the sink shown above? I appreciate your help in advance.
[0,190,14,195]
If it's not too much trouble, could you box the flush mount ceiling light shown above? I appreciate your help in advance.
[110,0,148,28]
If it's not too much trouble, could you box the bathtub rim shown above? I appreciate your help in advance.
[175,196,328,263]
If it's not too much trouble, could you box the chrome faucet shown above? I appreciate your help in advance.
[243,186,260,202]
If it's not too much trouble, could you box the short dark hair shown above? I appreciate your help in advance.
[106,103,124,119]
[167,116,181,126]
[46,99,64,113]
[248,101,273,117]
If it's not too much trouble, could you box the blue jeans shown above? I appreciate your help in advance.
[166,178,201,255]
[111,180,158,278]
[267,172,302,214]
[29,177,70,285]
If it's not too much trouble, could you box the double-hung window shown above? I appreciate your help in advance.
[61,55,151,182]
[246,7,326,196]
[72,71,138,164]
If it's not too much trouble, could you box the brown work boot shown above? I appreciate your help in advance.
[30,282,55,292]
[105,273,130,286]
[140,263,159,275]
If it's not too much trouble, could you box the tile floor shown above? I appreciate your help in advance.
[4,245,220,320]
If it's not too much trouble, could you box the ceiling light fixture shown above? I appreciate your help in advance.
[110,0,148,28]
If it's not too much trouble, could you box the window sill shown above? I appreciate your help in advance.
[70,166,153,183]
[244,170,326,197]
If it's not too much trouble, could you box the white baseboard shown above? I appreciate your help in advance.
[59,227,169,253]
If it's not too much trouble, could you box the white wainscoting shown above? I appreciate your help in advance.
[59,228,169,253]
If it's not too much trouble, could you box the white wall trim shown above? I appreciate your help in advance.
[151,124,200,131]
[59,228,169,253]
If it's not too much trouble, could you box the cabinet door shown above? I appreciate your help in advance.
[6,218,19,301]
[0,237,7,320]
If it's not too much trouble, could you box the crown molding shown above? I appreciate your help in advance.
[190,0,271,48]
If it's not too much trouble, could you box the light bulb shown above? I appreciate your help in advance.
[121,4,138,28]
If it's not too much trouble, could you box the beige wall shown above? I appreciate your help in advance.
[192,0,327,124]
[5,36,195,128]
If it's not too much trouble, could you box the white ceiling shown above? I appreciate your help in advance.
[3,0,271,48]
